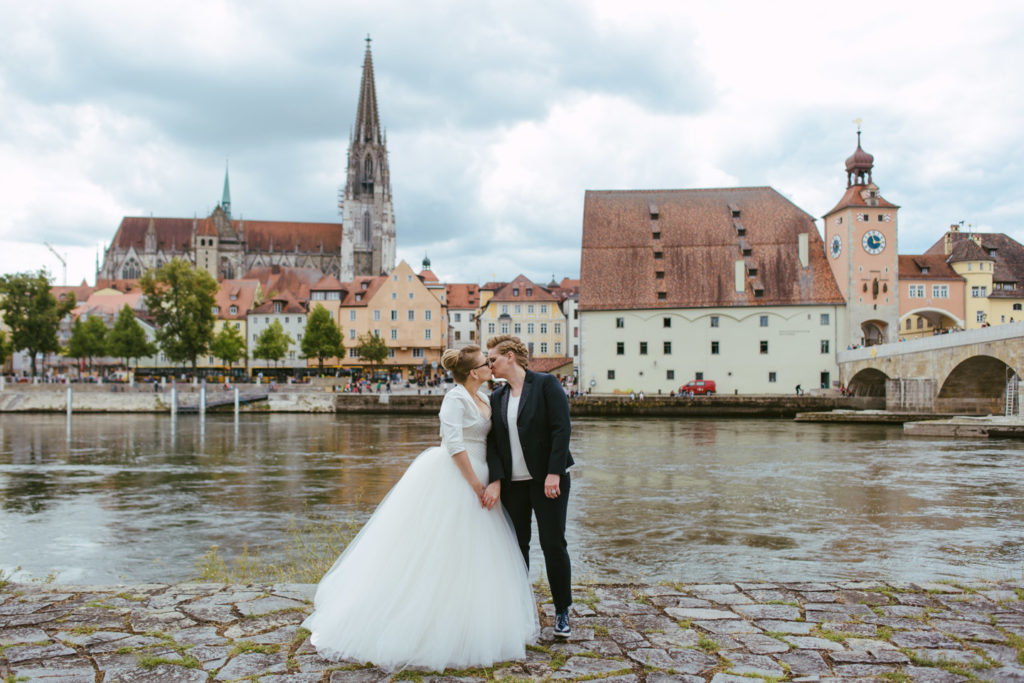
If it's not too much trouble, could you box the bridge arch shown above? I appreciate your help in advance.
[899,307,964,336]
[861,319,889,346]
[937,354,1019,414]
[848,368,889,397]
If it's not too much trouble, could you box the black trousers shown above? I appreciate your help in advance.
[501,474,572,612]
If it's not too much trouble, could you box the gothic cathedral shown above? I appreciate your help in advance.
[96,38,396,285]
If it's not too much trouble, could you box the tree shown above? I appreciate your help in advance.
[0,330,11,368]
[253,320,293,368]
[210,323,247,372]
[301,304,343,371]
[65,315,108,375]
[0,270,75,377]
[140,258,219,374]
[107,304,157,371]
[356,331,388,377]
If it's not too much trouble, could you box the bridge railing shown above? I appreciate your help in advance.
[837,321,1024,363]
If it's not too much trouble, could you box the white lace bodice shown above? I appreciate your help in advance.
[438,384,492,478]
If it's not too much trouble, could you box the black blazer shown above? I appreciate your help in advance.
[486,370,573,484]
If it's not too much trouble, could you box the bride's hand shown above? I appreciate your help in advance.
[482,481,501,510]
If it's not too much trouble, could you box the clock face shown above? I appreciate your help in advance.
[830,235,842,259]
[862,230,886,255]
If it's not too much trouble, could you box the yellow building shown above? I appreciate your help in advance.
[478,275,567,358]
[339,260,446,380]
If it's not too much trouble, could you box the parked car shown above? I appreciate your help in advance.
[679,379,716,396]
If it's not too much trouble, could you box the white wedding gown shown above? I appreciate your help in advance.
[302,384,539,671]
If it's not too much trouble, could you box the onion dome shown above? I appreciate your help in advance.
[845,131,874,187]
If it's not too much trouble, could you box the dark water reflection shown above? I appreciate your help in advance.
[1,414,1022,584]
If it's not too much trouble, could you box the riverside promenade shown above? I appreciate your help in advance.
[3,580,1024,682]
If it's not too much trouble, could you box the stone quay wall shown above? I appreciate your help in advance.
[3,579,1024,681]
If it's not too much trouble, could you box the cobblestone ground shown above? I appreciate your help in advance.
[3,580,1024,682]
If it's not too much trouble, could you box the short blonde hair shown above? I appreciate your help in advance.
[486,334,529,369]
[441,345,482,383]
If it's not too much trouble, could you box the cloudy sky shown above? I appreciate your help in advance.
[1,0,1022,287]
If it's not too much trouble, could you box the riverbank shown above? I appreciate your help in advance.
[3,579,1023,681]
[0,385,884,417]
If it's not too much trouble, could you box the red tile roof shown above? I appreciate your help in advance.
[340,275,386,306]
[491,275,558,302]
[528,357,573,374]
[51,281,94,304]
[824,185,899,215]
[897,255,961,281]
[419,269,439,282]
[446,283,480,309]
[926,230,1024,296]
[311,275,345,291]
[241,265,325,301]
[110,216,342,253]
[580,187,845,311]
[214,279,261,320]
[251,295,307,315]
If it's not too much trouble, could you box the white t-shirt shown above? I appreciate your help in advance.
[507,393,532,481]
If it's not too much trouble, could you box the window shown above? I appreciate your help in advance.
[454,331,461,341]
[454,313,461,322]
[391,292,397,300]
[655,271,665,279]
[657,292,667,300]
[760,340,768,354]
[554,323,561,334]
[666,370,675,380]
[501,305,508,314]
[514,323,521,334]
[710,316,719,327]
[540,305,548,313]
[540,323,547,334]
[573,344,578,356]
[390,329,397,340]
[821,340,830,354]
[350,329,356,339]
[1014,303,1022,311]
[917,317,924,329]
[374,310,381,321]
[388,349,395,358]
[229,305,237,315]
[390,310,398,321]
[527,323,534,334]
[639,342,648,355]
[909,285,925,298]
[769,372,777,383]
[607,370,616,380]
[501,323,509,334]
[554,343,561,353]
[408,292,414,300]
[408,310,415,321]
[759,315,768,327]
[820,313,830,325]
[663,341,672,354]
[273,302,283,313]
[527,305,534,314]
[711,341,719,355]
[425,329,432,340]
[349,348,360,357]
[412,348,424,358]
[470,331,475,340]
[425,310,432,321]
[616,342,624,355]
[663,317,671,328]
[971,286,988,297]
[695,372,704,380]
[932,285,949,298]
[488,322,496,334]
[234,322,240,329]
[616,317,625,328]
[526,288,532,296]
[976,310,986,323]
[212,305,220,315]
[540,343,548,354]
[654,251,663,259]
[514,304,521,313]
[350,311,357,321]
[469,313,475,321]
[653,231,661,240]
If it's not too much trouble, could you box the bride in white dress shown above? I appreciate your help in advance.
[302,345,539,672]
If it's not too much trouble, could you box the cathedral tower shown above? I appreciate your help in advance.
[340,36,396,281]
[823,130,900,347]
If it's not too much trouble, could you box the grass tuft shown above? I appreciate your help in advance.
[229,640,280,656]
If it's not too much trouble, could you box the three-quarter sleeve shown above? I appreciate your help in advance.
[438,391,469,456]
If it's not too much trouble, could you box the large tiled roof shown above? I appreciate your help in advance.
[340,276,386,306]
[528,357,573,374]
[51,281,95,305]
[945,238,993,264]
[927,230,1024,297]
[580,187,844,311]
[897,255,962,281]
[110,216,342,253]
[214,279,260,320]
[446,283,480,309]
[242,266,325,300]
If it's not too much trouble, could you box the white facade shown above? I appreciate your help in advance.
[247,308,307,368]
[581,305,843,395]
[561,296,580,375]
[448,308,478,348]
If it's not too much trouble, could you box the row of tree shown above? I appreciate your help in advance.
[0,259,391,378]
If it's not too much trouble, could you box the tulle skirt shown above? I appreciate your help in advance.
[302,445,539,672]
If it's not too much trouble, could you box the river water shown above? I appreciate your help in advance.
[1,413,1022,584]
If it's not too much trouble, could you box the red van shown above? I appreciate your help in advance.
[679,379,716,395]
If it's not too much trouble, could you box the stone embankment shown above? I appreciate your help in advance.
[3,579,1024,681]
[0,385,884,418]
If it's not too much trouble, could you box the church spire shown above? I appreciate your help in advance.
[221,161,232,220]
[353,34,382,146]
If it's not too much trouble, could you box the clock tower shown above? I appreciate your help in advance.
[823,131,900,347]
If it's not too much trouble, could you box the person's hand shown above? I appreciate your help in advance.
[482,481,501,510]
[544,474,561,499]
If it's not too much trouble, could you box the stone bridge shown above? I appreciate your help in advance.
[838,322,1024,414]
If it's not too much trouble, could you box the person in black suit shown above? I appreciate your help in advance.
[481,334,574,637]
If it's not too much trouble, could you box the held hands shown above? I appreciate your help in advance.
[481,481,501,510]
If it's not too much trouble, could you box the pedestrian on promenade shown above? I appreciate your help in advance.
[303,345,538,671]
[482,334,574,638]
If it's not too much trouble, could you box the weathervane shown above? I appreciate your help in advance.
[852,117,863,131]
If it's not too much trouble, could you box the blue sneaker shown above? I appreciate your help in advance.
[554,610,571,638]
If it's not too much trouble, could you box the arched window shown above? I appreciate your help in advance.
[364,155,373,181]
[363,212,372,244]
[121,258,141,280]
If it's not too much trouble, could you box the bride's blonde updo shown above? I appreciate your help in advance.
[440,345,483,383]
